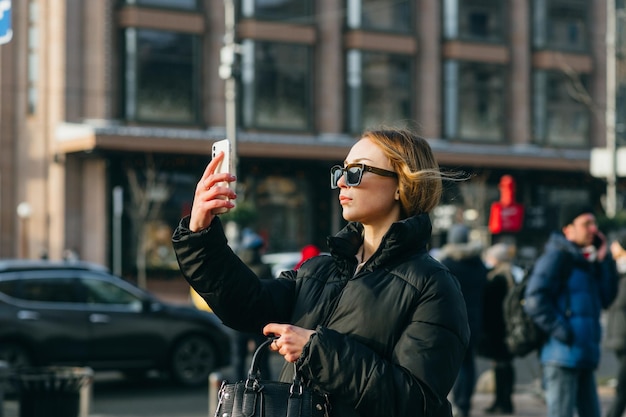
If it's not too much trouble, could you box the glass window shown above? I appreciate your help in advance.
[346,50,412,133]
[123,28,200,124]
[20,278,81,303]
[443,0,504,42]
[81,278,141,309]
[533,71,589,146]
[0,278,18,298]
[346,0,412,33]
[533,0,588,52]
[241,0,313,23]
[444,61,505,142]
[240,40,312,131]
[122,0,198,10]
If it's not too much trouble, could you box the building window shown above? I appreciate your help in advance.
[618,84,626,146]
[27,0,39,114]
[241,0,314,23]
[444,61,505,142]
[240,40,312,131]
[122,0,198,10]
[443,0,504,42]
[533,71,589,146]
[122,28,200,124]
[346,0,412,33]
[533,0,588,52]
[346,50,412,133]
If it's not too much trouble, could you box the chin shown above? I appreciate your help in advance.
[341,210,358,223]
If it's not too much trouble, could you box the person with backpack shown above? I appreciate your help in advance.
[603,230,626,417]
[479,242,524,415]
[524,205,618,417]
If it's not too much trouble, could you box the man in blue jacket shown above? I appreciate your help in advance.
[524,204,618,417]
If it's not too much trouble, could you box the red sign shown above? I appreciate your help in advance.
[488,175,524,234]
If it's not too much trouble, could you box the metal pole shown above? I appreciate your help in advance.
[208,371,223,417]
[112,186,123,276]
[606,0,617,218]
[221,0,239,181]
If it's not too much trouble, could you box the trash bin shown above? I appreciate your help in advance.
[11,366,93,417]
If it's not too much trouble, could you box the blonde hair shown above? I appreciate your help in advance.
[362,128,443,217]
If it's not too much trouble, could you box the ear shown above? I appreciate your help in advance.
[394,189,400,201]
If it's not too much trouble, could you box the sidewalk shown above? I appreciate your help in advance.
[467,385,614,417]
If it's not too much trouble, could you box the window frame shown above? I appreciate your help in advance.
[121,27,202,125]
[532,70,591,147]
[240,0,314,23]
[120,0,199,11]
[239,40,314,132]
[345,49,414,134]
[346,0,413,34]
[532,0,589,53]
[443,0,506,43]
[443,60,507,143]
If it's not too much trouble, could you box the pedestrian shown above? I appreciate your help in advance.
[604,230,626,417]
[479,242,523,415]
[524,204,618,417]
[172,128,470,416]
[234,228,274,380]
[439,224,488,417]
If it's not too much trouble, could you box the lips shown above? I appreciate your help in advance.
[339,195,351,204]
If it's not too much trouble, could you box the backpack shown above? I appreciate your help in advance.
[502,269,546,357]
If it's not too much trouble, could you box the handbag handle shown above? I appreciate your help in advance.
[240,337,331,417]
[246,337,274,380]
[247,337,303,384]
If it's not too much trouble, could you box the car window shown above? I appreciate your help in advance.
[0,279,18,298]
[20,278,81,303]
[80,278,142,310]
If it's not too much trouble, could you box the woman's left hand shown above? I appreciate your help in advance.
[263,323,315,363]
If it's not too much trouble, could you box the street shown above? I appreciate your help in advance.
[0,351,619,417]
[1,279,621,417]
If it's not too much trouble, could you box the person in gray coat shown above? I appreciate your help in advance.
[604,230,626,417]
[439,224,488,417]
[172,128,470,417]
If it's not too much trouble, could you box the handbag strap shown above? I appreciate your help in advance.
[246,337,274,380]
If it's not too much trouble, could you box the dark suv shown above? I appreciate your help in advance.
[0,260,232,386]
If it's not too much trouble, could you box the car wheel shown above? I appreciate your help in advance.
[169,335,217,386]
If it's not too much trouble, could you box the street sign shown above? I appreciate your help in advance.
[0,0,12,45]
[590,147,626,178]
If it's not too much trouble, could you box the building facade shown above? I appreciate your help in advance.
[0,0,624,276]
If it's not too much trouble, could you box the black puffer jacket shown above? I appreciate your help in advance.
[172,214,470,417]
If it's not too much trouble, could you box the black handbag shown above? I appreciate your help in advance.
[215,338,331,417]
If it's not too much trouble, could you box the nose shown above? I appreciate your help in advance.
[337,172,348,188]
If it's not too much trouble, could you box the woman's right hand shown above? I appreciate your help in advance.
[189,151,237,232]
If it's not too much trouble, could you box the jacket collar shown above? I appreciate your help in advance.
[327,214,432,274]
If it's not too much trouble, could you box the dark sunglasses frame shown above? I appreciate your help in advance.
[330,163,398,189]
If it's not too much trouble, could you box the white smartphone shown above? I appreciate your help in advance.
[211,139,232,213]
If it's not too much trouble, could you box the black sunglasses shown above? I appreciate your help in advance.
[330,163,398,189]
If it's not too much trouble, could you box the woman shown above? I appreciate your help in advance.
[172,129,470,417]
